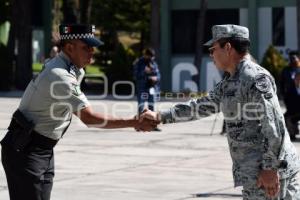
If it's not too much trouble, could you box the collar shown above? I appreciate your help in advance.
[59,51,81,75]
[58,51,72,66]
[228,54,251,79]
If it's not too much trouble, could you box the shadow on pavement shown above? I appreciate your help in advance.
[193,193,242,198]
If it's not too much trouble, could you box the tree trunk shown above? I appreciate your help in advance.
[14,0,33,90]
[80,0,93,24]
[62,0,79,23]
[297,0,300,50]
[0,41,13,90]
[140,29,145,53]
[194,0,207,88]
[6,22,15,90]
[0,1,14,90]
[150,0,160,60]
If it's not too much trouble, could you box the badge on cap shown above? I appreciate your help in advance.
[59,24,104,47]
[64,26,71,34]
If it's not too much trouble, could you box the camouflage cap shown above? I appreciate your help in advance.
[204,24,249,46]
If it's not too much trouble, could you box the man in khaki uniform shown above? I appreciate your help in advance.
[141,24,300,199]
[1,24,156,200]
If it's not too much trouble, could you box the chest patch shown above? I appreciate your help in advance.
[224,89,237,97]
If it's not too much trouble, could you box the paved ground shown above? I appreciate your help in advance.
[0,96,299,200]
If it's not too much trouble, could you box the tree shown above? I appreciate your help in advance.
[297,0,300,50]
[62,0,79,24]
[0,0,13,90]
[105,43,136,93]
[194,0,207,88]
[261,45,288,83]
[80,0,93,24]
[150,0,160,60]
[11,0,33,90]
[91,0,151,52]
[90,0,152,80]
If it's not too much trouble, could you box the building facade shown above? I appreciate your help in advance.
[160,0,299,92]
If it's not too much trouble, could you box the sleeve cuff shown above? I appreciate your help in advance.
[159,109,175,124]
[261,158,280,170]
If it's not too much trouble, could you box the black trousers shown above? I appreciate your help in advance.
[1,134,55,200]
[284,112,300,140]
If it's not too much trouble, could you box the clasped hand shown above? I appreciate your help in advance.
[134,109,160,132]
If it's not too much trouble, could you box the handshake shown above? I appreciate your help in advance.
[134,109,161,132]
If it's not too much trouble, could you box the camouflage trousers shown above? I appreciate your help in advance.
[242,173,300,200]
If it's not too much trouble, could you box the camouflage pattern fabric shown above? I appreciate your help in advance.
[160,55,300,194]
[242,173,300,200]
[204,24,249,46]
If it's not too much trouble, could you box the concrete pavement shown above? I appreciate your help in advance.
[0,97,299,200]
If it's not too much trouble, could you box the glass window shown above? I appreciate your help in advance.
[171,9,239,54]
[172,10,197,54]
[272,7,285,46]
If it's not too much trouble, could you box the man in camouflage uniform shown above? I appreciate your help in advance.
[141,25,300,199]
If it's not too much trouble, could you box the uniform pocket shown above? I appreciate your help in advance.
[227,121,263,145]
[25,147,54,181]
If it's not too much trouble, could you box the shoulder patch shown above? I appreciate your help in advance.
[254,74,271,93]
[72,84,82,96]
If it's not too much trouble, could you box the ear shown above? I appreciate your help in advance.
[67,43,73,53]
[225,43,232,56]
[225,42,231,51]
[65,43,73,54]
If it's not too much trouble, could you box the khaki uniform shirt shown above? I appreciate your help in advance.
[18,52,90,140]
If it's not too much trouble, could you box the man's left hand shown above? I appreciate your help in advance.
[256,169,280,198]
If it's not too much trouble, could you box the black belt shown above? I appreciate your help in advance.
[1,110,59,151]
[2,131,59,151]
[30,131,59,149]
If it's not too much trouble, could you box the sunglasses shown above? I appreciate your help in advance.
[208,46,217,55]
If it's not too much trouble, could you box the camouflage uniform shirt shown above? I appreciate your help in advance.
[160,55,300,186]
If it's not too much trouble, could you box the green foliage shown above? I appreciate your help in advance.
[32,62,43,72]
[104,43,136,83]
[260,45,288,81]
[0,21,10,46]
[90,0,151,69]
[103,43,137,94]
[33,62,103,75]
[85,65,104,75]
[91,0,151,33]
[48,0,151,92]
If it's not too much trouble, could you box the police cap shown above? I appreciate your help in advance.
[59,24,104,47]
